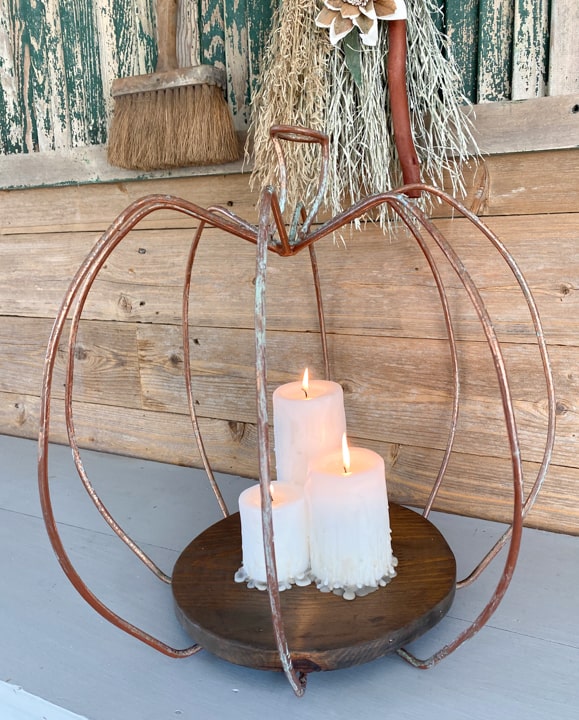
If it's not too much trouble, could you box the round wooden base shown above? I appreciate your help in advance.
[172,504,456,673]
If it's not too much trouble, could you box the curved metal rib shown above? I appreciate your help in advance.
[272,180,552,669]
[402,186,556,585]
[182,221,229,519]
[38,194,260,657]
[387,199,461,518]
[387,195,525,668]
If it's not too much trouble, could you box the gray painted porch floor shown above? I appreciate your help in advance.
[0,434,577,720]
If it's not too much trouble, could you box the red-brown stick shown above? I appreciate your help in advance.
[387,19,421,197]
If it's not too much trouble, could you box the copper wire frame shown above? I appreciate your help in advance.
[38,126,556,697]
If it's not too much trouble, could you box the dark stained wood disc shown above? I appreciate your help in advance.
[171,504,456,673]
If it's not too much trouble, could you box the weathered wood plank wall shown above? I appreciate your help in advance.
[1,150,578,535]
[548,0,579,95]
[0,2,577,537]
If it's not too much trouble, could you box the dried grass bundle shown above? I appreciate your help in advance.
[248,0,331,209]
[249,0,478,228]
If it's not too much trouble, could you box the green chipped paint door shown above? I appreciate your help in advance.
[0,1,571,159]
[0,0,157,154]
[0,0,275,155]
[443,0,551,102]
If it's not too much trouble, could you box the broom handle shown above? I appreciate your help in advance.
[156,0,179,72]
[387,19,421,198]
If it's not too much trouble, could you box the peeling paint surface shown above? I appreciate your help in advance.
[513,0,549,99]
[444,0,551,104]
[224,0,249,129]
[0,1,571,170]
[478,0,514,102]
[445,0,480,102]
[0,1,22,153]
[0,0,157,155]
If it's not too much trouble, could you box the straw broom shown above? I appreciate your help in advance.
[107,0,240,170]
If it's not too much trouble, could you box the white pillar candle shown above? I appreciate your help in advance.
[273,371,347,485]
[234,482,310,591]
[305,441,397,600]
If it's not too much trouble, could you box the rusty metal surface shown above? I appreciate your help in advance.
[38,125,555,692]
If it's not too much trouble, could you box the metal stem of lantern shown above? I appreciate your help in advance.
[254,187,307,696]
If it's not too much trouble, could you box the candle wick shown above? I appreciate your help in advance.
[302,388,308,399]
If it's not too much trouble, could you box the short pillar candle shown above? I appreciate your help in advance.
[305,439,397,599]
[273,370,347,485]
[235,482,310,591]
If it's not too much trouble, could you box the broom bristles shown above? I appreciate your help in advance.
[107,84,241,171]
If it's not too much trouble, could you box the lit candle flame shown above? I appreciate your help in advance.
[342,433,351,474]
[269,482,275,503]
[301,368,309,399]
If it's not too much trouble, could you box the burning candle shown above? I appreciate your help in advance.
[273,369,347,485]
[305,435,397,600]
[234,482,310,590]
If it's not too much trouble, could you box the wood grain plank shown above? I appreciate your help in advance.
[135,323,569,465]
[1,110,576,191]
[445,0,480,103]
[549,0,579,95]
[1,389,576,535]
[466,95,579,154]
[478,0,514,102]
[0,143,248,192]
[2,310,570,467]
[385,443,579,535]
[0,389,262,478]
[0,315,141,409]
[512,0,549,100]
[0,172,258,233]
[1,212,578,346]
[3,149,579,233]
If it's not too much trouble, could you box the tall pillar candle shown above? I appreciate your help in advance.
[273,372,346,485]
[234,482,310,591]
[305,441,397,599]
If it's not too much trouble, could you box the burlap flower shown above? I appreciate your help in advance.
[315,0,407,47]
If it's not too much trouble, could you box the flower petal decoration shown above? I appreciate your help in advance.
[316,7,338,26]
[339,2,362,18]
[374,0,403,19]
[331,14,355,44]
[316,0,407,47]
